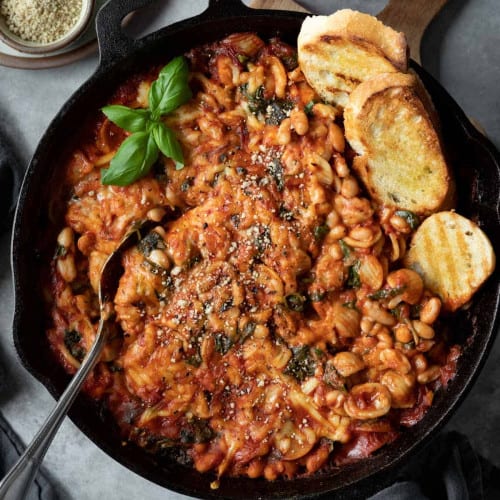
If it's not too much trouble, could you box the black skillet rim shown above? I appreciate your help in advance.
[10,1,500,498]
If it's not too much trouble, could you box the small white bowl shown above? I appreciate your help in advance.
[0,0,95,55]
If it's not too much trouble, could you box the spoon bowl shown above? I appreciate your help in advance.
[0,219,154,500]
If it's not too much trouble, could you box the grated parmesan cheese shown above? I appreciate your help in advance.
[0,0,83,44]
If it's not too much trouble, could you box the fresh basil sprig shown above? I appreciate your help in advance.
[101,56,192,186]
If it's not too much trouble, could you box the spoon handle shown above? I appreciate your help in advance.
[0,320,109,500]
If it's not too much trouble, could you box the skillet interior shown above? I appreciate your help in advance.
[11,1,500,498]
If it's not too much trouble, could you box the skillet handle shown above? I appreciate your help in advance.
[96,0,158,68]
[96,0,251,68]
[205,0,251,16]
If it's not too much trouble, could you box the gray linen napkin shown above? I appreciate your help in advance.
[0,414,57,500]
[0,132,57,498]
[368,431,500,500]
[0,130,22,233]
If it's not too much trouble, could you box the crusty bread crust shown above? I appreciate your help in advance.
[298,10,408,106]
[344,72,451,214]
[299,10,408,70]
[404,211,495,311]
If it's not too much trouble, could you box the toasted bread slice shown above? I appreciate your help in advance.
[344,72,451,214]
[298,9,408,107]
[404,211,495,311]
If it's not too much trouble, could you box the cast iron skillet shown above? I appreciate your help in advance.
[11,0,500,498]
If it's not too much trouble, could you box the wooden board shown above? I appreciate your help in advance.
[249,0,449,64]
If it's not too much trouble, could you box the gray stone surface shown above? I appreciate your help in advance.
[0,1,498,499]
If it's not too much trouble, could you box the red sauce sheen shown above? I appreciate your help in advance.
[45,33,462,482]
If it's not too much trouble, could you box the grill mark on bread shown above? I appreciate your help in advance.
[404,212,495,311]
[320,34,342,43]
[334,73,362,86]
[437,217,456,301]
[298,10,408,106]
[315,35,396,71]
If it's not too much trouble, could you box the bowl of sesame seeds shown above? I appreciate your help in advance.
[0,0,94,54]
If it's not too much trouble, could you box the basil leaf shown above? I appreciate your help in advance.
[304,100,315,116]
[149,56,192,118]
[343,300,358,310]
[323,362,346,390]
[238,321,256,344]
[102,105,151,133]
[101,131,159,186]
[395,210,420,230]
[64,329,86,362]
[284,346,315,381]
[152,122,184,165]
[339,239,351,259]
[215,333,233,355]
[309,291,325,302]
[138,231,166,256]
[369,286,406,300]
[267,158,284,191]
[314,224,329,241]
[101,56,192,186]
[347,260,361,288]
[285,293,306,312]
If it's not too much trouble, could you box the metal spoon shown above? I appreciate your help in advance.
[0,220,154,500]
